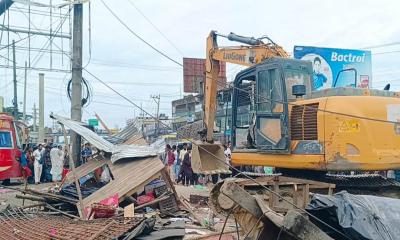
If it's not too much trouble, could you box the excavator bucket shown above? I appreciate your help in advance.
[191,141,230,174]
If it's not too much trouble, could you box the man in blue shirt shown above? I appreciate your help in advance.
[313,57,327,90]
[81,143,92,165]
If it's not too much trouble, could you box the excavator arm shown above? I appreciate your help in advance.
[192,31,289,174]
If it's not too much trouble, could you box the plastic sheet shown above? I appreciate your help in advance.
[306,191,400,240]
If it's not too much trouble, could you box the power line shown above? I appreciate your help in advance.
[126,0,184,56]
[89,59,181,72]
[100,0,183,67]
[104,81,180,87]
[361,41,400,49]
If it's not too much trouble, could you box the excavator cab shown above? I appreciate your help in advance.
[232,58,312,152]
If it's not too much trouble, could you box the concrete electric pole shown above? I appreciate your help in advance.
[33,103,37,132]
[70,3,83,165]
[151,94,160,135]
[12,40,18,119]
[38,73,44,143]
[23,61,27,122]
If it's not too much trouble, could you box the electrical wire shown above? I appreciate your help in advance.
[0,0,7,44]
[89,60,181,72]
[126,0,184,56]
[99,0,183,67]
[361,41,400,49]
[82,0,91,69]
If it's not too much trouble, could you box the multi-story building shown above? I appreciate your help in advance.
[171,94,203,130]
[171,84,252,143]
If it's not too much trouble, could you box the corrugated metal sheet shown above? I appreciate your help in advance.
[105,119,142,144]
[183,57,227,93]
[110,144,156,163]
[51,115,156,163]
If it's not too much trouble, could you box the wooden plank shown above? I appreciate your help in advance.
[63,159,107,185]
[236,175,335,191]
[80,156,164,209]
[278,176,335,188]
[61,124,84,219]
[220,181,263,218]
[161,167,179,201]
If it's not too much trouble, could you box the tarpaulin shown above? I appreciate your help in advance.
[306,191,400,240]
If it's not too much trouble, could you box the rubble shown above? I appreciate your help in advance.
[2,115,399,239]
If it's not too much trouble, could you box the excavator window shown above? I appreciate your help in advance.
[284,68,310,100]
[234,78,256,149]
[257,69,285,113]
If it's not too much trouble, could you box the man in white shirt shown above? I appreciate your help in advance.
[32,144,44,184]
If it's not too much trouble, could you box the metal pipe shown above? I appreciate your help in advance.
[215,32,263,46]
[0,25,71,39]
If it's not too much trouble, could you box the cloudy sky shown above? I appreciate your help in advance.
[1,0,400,128]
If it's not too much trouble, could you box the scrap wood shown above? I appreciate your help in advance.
[23,188,78,203]
[160,167,179,201]
[180,196,208,229]
[190,194,209,205]
[135,193,171,211]
[20,203,45,209]
[15,194,45,202]
[61,123,85,219]
[185,230,237,240]
[5,186,77,204]
[44,203,80,219]
[80,156,164,215]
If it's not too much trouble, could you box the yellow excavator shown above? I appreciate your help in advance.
[191,31,400,175]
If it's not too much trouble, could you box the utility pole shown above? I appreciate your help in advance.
[23,61,27,122]
[151,94,160,135]
[12,40,17,119]
[140,102,144,133]
[33,103,37,132]
[70,3,83,166]
[38,73,44,143]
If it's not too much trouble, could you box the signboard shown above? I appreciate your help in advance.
[183,58,227,93]
[88,119,99,126]
[293,46,372,90]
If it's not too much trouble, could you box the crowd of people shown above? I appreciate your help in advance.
[161,142,233,186]
[21,142,93,184]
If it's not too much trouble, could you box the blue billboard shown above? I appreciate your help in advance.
[293,46,372,90]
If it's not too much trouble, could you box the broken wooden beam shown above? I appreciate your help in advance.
[220,181,263,218]
[283,210,333,240]
[44,203,80,219]
[134,193,171,211]
[180,196,208,228]
[15,194,45,202]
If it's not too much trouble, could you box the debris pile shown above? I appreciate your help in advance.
[3,115,400,239]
